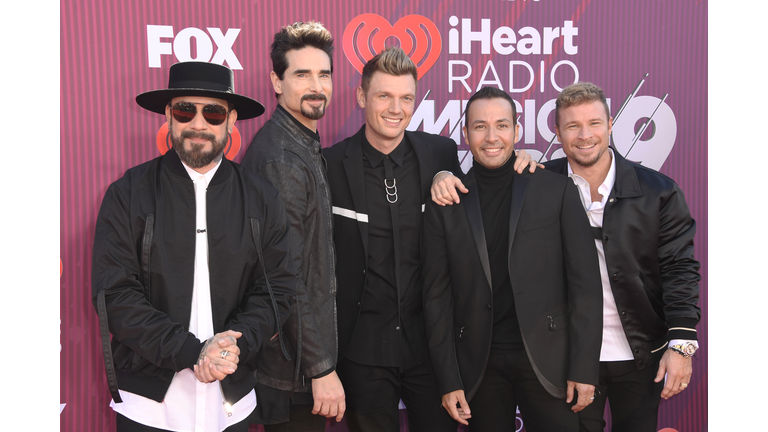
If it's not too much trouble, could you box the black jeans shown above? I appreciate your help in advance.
[577,360,664,432]
[468,350,578,432]
[336,357,457,432]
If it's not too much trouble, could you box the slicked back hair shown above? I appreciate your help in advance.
[270,21,334,96]
[465,87,517,126]
[360,46,418,94]
[555,82,611,127]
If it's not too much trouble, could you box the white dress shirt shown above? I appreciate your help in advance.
[111,158,256,431]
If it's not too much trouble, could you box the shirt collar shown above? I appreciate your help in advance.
[361,132,410,168]
[567,147,617,206]
[181,157,222,184]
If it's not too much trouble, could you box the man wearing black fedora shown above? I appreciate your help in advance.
[92,61,297,432]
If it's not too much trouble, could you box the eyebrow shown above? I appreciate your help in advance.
[470,118,511,126]
[293,69,332,75]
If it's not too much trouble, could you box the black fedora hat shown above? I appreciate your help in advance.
[136,61,265,120]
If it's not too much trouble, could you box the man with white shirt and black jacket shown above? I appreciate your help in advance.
[92,61,296,432]
[545,82,701,432]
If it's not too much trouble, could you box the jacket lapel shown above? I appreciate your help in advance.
[507,172,529,253]
[408,131,434,206]
[342,127,369,256]
[463,170,493,289]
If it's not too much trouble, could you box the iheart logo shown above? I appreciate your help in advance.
[343,14,442,80]
[155,122,242,160]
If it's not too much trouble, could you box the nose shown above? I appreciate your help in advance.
[308,74,322,93]
[189,107,208,130]
[485,127,498,142]
[577,125,592,140]
[388,98,402,114]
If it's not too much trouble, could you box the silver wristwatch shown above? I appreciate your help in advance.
[669,342,697,358]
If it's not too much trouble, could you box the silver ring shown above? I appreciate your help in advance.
[221,350,229,358]
[589,396,595,400]
[680,383,688,388]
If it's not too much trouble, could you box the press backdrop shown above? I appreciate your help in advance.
[60,1,707,430]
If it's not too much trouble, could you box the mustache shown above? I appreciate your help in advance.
[301,94,327,102]
[181,130,217,142]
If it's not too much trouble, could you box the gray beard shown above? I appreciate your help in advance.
[171,129,227,169]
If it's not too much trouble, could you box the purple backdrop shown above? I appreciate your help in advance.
[60,1,707,431]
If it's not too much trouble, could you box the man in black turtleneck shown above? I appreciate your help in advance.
[422,87,604,432]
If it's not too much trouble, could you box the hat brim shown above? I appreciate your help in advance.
[136,88,265,120]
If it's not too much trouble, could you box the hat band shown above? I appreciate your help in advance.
[169,79,233,93]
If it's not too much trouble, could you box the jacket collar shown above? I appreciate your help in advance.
[546,146,642,199]
[269,105,321,153]
[162,147,232,188]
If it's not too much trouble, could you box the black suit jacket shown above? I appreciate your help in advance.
[422,167,603,400]
[323,125,463,362]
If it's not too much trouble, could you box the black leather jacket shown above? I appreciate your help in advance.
[241,106,337,392]
[544,149,701,369]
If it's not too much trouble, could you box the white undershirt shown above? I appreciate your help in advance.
[567,149,634,361]
[111,158,256,431]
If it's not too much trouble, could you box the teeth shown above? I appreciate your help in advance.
[384,118,401,124]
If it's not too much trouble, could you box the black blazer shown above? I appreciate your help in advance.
[323,125,463,362]
[422,167,603,400]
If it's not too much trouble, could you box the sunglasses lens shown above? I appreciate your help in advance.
[171,103,228,125]
[202,104,228,126]
[171,103,197,123]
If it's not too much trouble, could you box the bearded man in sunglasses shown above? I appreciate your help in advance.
[92,61,297,432]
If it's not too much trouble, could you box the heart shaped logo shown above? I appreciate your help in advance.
[343,14,442,80]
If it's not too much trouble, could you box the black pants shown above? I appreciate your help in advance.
[468,350,578,432]
[336,357,457,432]
[262,403,328,432]
[578,360,664,432]
[116,413,250,432]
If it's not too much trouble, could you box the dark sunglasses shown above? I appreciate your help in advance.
[170,102,230,126]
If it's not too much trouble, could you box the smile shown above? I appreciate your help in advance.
[384,117,402,125]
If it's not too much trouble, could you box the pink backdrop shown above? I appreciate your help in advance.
[60,1,707,430]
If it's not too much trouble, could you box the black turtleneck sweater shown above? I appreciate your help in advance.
[474,154,524,352]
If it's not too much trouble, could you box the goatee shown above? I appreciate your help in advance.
[300,94,327,120]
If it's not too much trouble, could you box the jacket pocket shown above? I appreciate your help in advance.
[547,310,569,331]
[454,325,466,341]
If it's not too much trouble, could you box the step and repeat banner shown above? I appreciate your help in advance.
[60,0,707,431]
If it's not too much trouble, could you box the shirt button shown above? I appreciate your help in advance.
[634,348,640,354]
[395,326,400,331]
[603,236,608,242]
[357,302,361,308]
[486,304,492,310]
[611,273,618,281]
[609,198,615,203]
[620,311,627,317]
[362,269,366,275]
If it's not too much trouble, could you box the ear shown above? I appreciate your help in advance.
[608,116,613,137]
[356,86,366,109]
[227,109,238,131]
[462,126,468,142]
[514,123,521,144]
[165,104,172,124]
[270,71,282,95]
[554,125,561,143]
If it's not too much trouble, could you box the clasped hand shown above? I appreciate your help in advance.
[193,330,242,383]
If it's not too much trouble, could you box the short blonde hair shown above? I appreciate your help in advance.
[555,82,611,127]
[360,46,418,93]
